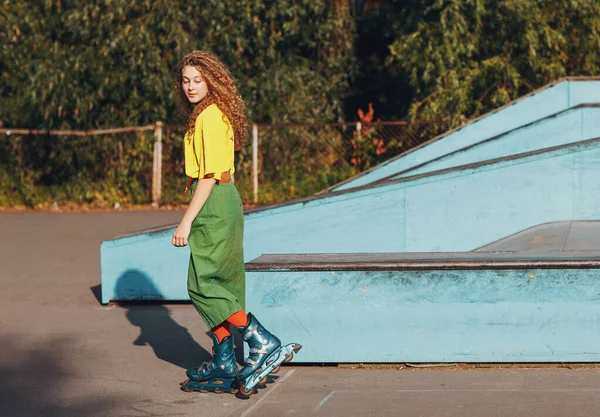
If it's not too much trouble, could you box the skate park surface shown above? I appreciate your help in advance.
[3,211,600,417]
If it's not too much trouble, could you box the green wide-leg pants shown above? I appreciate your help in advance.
[187,180,245,329]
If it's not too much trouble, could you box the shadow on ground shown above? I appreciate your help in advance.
[113,269,208,368]
[111,268,245,368]
[90,284,102,304]
[124,304,213,370]
[0,335,123,417]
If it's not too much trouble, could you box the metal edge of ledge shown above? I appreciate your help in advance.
[245,259,600,272]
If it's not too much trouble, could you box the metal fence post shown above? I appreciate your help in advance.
[252,123,259,204]
[152,121,163,206]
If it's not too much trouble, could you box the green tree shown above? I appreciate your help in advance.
[187,0,356,123]
[388,0,600,127]
[345,0,421,120]
[1,0,355,129]
[2,0,196,129]
[0,0,356,207]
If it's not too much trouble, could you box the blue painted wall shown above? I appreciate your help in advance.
[101,138,600,302]
[247,268,600,362]
[333,79,600,191]
[101,228,189,302]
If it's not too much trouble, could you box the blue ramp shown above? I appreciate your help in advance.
[330,77,600,191]
[392,105,600,180]
[101,137,600,302]
[246,235,600,363]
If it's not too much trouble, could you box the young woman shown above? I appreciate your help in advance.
[172,51,298,396]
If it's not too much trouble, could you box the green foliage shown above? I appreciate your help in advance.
[1,0,355,129]
[0,131,156,207]
[195,0,356,123]
[387,0,600,126]
[1,0,192,129]
[345,1,416,119]
[0,0,356,207]
[3,0,600,208]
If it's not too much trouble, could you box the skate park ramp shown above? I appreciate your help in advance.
[245,221,600,363]
[328,77,600,192]
[474,221,600,254]
[389,104,600,181]
[101,136,600,303]
[101,77,600,303]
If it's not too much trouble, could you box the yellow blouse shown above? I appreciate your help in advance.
[184,104,235,179]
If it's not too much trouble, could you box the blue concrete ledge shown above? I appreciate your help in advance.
[101,137,600,302]
[242,137,600,255]
[246,253,600,363]
[332,77,600,191]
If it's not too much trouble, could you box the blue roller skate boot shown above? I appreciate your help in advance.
[235,313,302,397]
[180,334,238,394]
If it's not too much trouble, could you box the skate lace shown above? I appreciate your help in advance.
[245,347,268,365]
[244,325,258,340]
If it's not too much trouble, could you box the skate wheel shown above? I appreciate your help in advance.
[271,365,281,374]
[258,377,268,387]
[238,383,253,399]
[180,379,190,387]
[284,352,294,363]
[180,384,193,393]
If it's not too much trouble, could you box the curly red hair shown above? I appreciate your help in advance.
[175,51,248,150]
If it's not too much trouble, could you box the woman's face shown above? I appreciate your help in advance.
[181,65,209,104]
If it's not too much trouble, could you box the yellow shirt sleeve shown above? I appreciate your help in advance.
[196,106,233,178]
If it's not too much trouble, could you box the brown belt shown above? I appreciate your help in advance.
[218,172,231,184]
[185,172,231,192]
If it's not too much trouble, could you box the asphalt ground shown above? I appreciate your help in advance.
[1,211,599,417]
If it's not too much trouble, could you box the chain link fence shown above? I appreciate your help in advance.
[0,126,157,208]
[0,119,448,209]
[233,121,448,205]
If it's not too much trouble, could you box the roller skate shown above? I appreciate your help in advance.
[235,313,302,398]
[180,334,238,394]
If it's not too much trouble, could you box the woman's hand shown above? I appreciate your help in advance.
[172,220,192,247]
[173,177,216,247]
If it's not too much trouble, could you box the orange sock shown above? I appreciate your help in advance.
[212,323,231,343]
[226,309,249,328]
